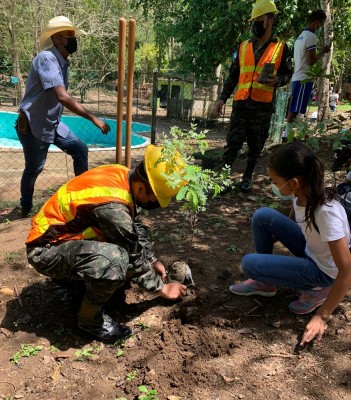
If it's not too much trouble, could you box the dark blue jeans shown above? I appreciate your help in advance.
[17,128,88,210]
[242,207,334,291]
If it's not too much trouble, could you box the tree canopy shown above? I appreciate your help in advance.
[1,0,351,85]
[133,0,351,81]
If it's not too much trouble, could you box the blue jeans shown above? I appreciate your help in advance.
[17,127,88,210]
[242,207,334,291]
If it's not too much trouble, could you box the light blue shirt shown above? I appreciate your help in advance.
[20,46,70,143]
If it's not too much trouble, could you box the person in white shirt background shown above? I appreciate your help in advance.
[329,89,340,112]
[282,10,331,142]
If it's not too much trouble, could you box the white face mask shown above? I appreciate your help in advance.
[271,179,295,201]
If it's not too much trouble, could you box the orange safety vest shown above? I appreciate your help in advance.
[26,165,134,245]
[234,38,284,103]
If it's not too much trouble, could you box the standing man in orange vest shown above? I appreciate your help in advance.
[25,145,187,342]
[217,0,292,193]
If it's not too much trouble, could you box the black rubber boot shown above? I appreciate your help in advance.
[240,178,252,193]
[77,296,132,342]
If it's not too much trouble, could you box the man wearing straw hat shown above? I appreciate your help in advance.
[16,16,110,218]
[25,145,188,342]
[216,0,292,193]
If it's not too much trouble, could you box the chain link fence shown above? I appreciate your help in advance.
[0,63,287,208]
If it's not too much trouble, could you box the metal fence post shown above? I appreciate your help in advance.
[151,68,158,144]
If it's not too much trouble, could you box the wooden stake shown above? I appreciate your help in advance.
[116,18,126,164]
[125,19,136,168]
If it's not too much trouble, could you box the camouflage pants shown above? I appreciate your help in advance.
[222,107,272,180]
[27,240,131,305]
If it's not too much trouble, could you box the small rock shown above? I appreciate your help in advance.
[115,379,124,387]
[238,328,254,334]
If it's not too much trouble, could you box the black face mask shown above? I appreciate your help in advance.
[63,37,77,54]
[135,199,161,210]
[251,20,266,38]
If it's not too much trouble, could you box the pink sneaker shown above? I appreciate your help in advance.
[229,279,277,297]
[288,286,331,314]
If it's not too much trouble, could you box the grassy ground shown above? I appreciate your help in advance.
[309,99,351,113]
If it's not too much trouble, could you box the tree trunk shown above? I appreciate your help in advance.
[4,1,24,101]
[318,0,333,121]
[209,64,222,101]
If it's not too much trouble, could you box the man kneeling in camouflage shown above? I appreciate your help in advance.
[25,145,187,342]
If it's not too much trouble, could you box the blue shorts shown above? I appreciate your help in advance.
[289,81,314,114]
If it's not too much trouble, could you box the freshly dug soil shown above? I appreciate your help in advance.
[0,137,351,400]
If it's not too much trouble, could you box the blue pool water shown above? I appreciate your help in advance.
[0,111,150,151]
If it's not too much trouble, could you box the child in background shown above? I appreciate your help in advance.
[230,142,351,345]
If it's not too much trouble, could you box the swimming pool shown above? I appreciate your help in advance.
[0,111,150,151]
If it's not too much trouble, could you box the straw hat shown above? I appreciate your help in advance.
[39,16,86,49]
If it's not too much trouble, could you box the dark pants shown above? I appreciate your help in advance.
[27,240,130,305]
[16,114,88,210]
[222,106,272,180]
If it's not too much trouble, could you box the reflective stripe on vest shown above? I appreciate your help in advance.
[58,184,132,222]
[234,39,284,103]
[26,165,133,244]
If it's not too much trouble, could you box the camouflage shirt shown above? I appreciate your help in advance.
[29,201,163,292]
[84,202,163,291]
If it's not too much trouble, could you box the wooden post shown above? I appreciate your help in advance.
[180,76,184,121]
[116,18,126,164]
[125,19,136,168]
[151,68,158,144]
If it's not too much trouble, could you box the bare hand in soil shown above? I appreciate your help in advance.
[300,315,327,346]
[159,282,187,300]
[152,260,167,281]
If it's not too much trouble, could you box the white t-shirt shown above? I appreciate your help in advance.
[294,198,350,279]
[292,29,318,82]
[330,93,339,106]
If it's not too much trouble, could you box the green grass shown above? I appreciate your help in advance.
[308,100,351,113]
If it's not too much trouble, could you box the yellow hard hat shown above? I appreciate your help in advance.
[144,144,185,208]
[250,0,279,20]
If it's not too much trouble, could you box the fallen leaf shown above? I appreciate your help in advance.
[51,365,61,381]
[247,195,259,201]
[0,287,14,296]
